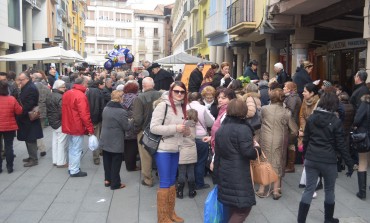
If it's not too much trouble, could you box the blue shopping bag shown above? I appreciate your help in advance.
[204,185,224,223]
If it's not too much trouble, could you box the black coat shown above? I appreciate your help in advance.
[46,89,63,129]
[102,87,112,105]
[350,83,370,111]
[292,67,312,98]
[16,81,43,141]
[154,69,174,91]
[243,66,259,80]
[276,70,288,86]
[214,117,258,209]
[303,109,353,167]
[188,68,203,92]
[212,72,231,89]
[353,95,370,134]
[86,87,105,124]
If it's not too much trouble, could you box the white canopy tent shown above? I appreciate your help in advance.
[154,52,211,64]
[0,47,85,74]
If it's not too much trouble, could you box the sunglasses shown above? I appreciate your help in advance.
[173,90,186,95]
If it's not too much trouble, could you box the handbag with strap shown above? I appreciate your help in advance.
[28,106,40,121]
[351,104,370,153]
[250,148,278,186]
[140,104,168,156]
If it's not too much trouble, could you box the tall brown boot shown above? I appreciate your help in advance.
[285,150,296,173]
[168,185,184,223]
[157,188,172,223]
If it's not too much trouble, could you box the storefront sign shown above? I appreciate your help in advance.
[328,38,367,51]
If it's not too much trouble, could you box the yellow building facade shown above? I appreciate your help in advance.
[69,0,86,56]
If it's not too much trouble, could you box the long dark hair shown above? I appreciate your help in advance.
[168,81,188,118]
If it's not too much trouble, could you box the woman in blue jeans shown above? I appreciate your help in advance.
[186,92,215,190]
[150,81,188,223]
[298,91,354,223]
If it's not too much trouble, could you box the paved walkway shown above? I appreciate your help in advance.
[0,127,369,223]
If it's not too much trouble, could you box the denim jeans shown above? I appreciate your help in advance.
[155,152,179,188]
[68,135,84,174]
[195,138,209,187]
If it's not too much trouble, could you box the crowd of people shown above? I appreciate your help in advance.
[0,58,369,223]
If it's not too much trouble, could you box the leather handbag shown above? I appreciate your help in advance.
[140,104,168,156]
[28,106,40,121]
[351,105,370,153]
[250,148,278,186]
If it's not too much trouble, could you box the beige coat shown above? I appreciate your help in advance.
[243,92,262,118]
[179,121,197,164]
[150,92,185,153]
[260,103,298,177]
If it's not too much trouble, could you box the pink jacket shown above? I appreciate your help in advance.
[187,101,215,138]
[211,104,227,152]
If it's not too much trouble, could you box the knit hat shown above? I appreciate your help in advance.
[53,79,65,89]
[323,80,332,87]
[197,62,204,67]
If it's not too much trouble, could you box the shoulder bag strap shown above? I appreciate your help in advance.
[162,104,168,125]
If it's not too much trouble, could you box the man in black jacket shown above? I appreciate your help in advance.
[102,78,113,105]
[188,63,204,92]
[17,72,44,167]
[151,63,173,91]
[86,79,105,165]
[274,62,289,86]
[350,70,369,111]
[132,77,162,187]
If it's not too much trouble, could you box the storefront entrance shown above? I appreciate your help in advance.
[328,38,366,94]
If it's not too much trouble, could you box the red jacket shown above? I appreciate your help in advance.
[62,84,94,135]
[0,96,23,131]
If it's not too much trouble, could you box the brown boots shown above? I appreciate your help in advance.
[169,185,184,222]
[285,150,296,173]
[157,186,184,223]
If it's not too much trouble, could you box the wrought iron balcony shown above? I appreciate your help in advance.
[189,36,194,48]
[190,0,198,13]
[227,0,257,35]
[195,30,204,45]
[183,1,190,17]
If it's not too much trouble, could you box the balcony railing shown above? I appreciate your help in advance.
[74,25,78,34]
[81,30,86,38]
[190,0,198,13]
[25,0,42,10]
[153,46,160,51]
[67,17,72,27]
[72,2,78,13]
[183,1,190,17]
[184,39,189,50]
[196,30,205,45]
[227,0,255,29]
[189,36,194,48]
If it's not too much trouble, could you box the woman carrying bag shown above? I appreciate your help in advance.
[214,99,260,223]
[353,92,370,200]
[150,81,188,223]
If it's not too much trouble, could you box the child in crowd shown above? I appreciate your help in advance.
[176,109,198,199]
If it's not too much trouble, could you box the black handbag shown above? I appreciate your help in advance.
[351,105,370,153]
[140,104,168,156]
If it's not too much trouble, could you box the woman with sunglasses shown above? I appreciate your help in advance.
[150,81,188,223]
